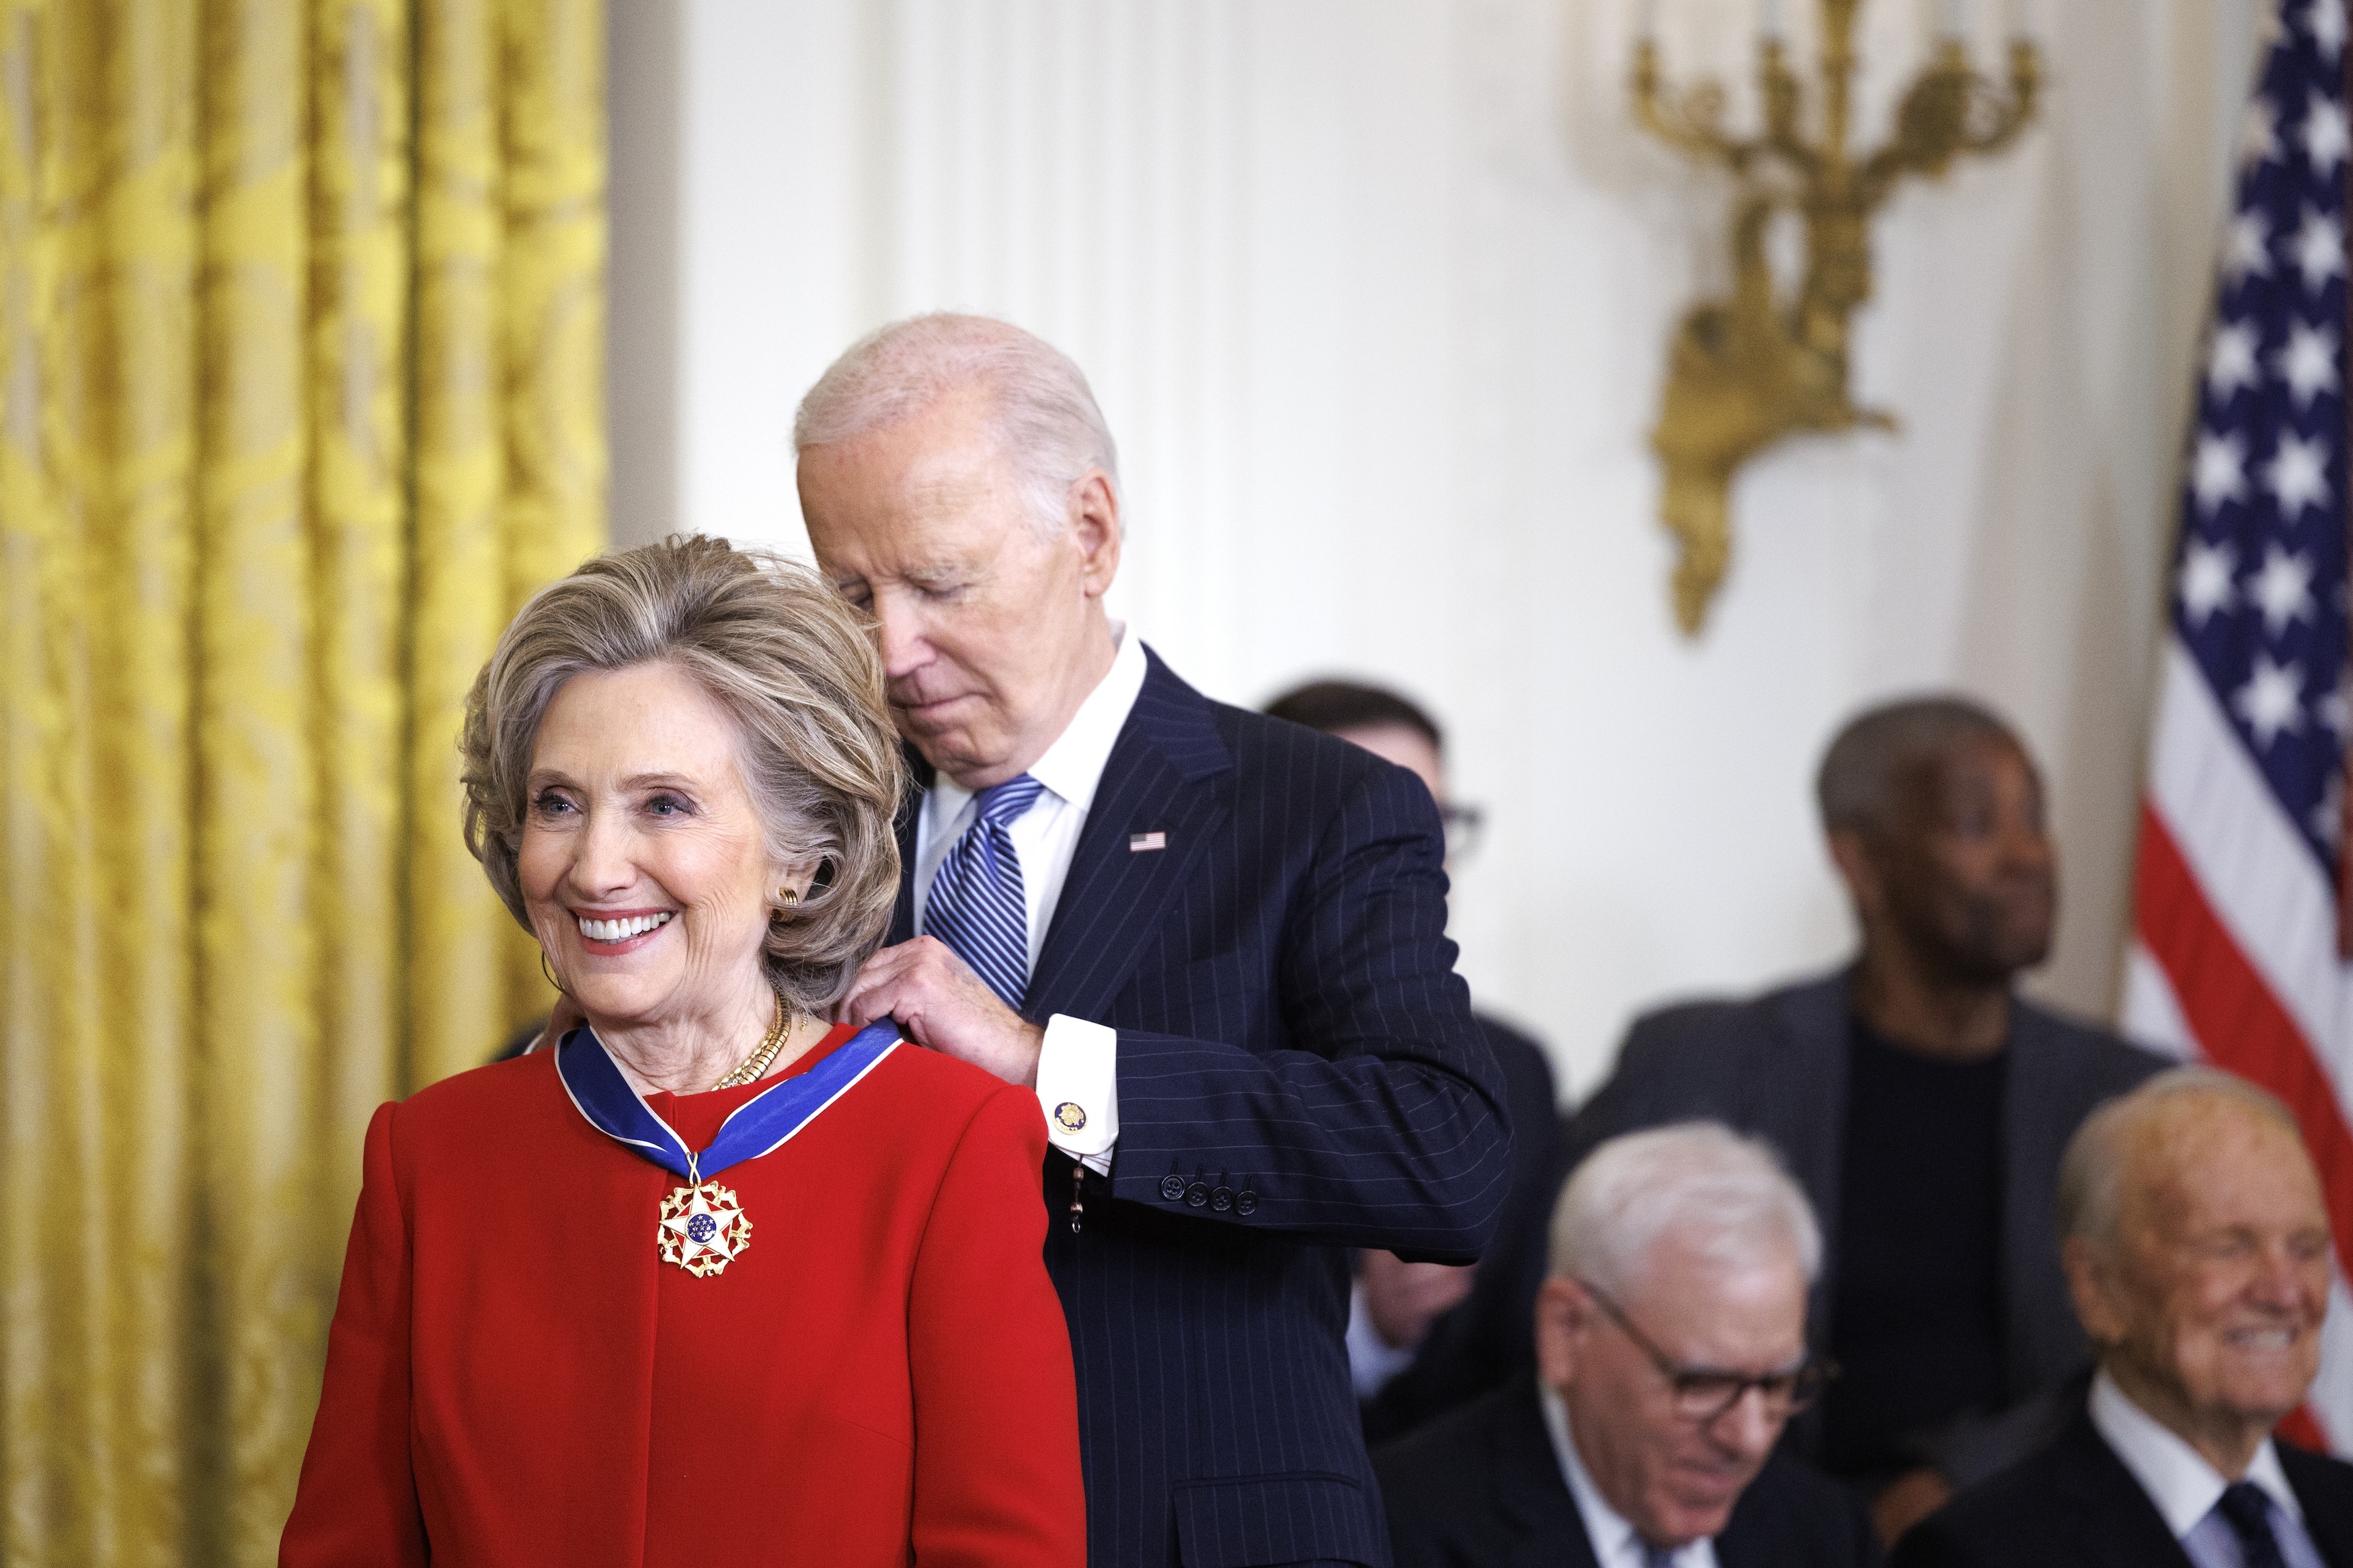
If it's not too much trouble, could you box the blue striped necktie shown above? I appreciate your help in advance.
[923,774,1047,1009]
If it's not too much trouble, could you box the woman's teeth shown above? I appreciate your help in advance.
[577,912,674,942]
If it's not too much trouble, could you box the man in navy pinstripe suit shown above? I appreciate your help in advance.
[800,313,1514,1567]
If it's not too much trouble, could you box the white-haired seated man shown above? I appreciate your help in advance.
[1376,1122,1880,1567]
[1892,1068,2353,1567]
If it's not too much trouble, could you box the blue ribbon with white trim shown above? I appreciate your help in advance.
[555,1021,900,1183]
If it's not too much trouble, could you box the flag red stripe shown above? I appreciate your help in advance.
[2283,1403,2332,1452]
[2136,804,2353,1276]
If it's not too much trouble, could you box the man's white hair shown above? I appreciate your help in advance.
[1550,1122,1823,1296]
[792,312,1121,540]
[2057,1065,2305,1253]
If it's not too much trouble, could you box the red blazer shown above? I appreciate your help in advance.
[280,1028,1086,1568]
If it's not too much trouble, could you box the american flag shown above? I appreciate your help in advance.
[2125,0,2353,1449]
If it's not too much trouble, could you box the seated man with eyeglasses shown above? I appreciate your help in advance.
[1376,1122,1880,1568]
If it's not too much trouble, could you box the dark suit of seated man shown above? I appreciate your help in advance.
[1894,1069,2353,1568]
[1563,696,2165,1542]
[1378,1122,1880,1568]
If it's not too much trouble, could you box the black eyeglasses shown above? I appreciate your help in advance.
[1577,1279,1836,1423]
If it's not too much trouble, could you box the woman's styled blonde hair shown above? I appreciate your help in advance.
[460,535,906,1013]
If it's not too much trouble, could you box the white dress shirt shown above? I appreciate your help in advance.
[1540,1385,1722,1568]
[1346,1282,1420,1399]
[2088,1368,2328,1568]
[912,623,1147,1172]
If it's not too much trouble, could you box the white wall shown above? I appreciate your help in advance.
[608,0,2262,1098]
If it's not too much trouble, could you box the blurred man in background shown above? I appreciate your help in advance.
[1377,1122,1878,1567]
[1266,679,1568,1444]
[1895,1069,2353,1567]
[1566,696,2165,1542]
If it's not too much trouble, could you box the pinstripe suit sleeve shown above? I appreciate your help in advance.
[1103,759,1513,1262]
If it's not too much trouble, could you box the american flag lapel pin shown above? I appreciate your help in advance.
[1129,831,1166,852]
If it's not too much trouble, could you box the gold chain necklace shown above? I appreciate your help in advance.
[709,985,794,1091]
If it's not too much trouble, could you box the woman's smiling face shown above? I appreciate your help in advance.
[520,662,786,1034]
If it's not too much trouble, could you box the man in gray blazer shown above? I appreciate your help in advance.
[1562,696,2165,1546]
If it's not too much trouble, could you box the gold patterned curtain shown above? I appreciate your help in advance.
[0,1,604,1561]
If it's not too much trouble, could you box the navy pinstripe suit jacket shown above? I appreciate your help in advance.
[887,647,1513,1568]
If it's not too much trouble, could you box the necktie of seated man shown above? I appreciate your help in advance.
[2217,1481,2290,1568]
[923,774,1047,1009]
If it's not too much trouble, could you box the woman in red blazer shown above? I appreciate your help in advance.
[281,539,1085,1568]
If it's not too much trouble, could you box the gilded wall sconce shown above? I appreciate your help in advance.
[1632,0,2039,633]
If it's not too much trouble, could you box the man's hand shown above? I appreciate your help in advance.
[1870,1466,1954,1547]
[1359,1250,1476,1352]
[836,936,1047,1087]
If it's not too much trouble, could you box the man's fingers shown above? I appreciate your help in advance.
[832,937,1003,1050]
[835,949,915,1026]
[834,990,877,1028]
[838,964,949,1037]
[838,972,901,1028]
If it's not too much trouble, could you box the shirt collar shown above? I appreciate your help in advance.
[1029,621,1146,812]
[2088,1368,2303,1538]
[1540,1383,1685,1567]
[927,622,1146,821]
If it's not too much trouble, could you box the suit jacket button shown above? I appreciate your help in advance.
[1159,1173,1187,1202]
[1235,1190,1258,1216]
[1211,1186,1234,1212]
[1184,1182,1209,1208]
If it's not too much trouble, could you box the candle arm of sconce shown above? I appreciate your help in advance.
[1631,87,1757,168]
[1855,40,2040,196]
[1983,39,2042,148]
[1953,47,2042,158]
[1755,50,1823,175]
[1758,124,1824,177]
[1630,42,1762,168]
[1965,101,2037,157]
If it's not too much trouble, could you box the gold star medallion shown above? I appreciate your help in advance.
[657,1181,752,1278]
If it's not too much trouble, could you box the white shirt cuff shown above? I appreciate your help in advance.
[1347,1281,1419,1399]
[1037,1014,1118,1174]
